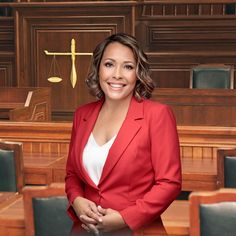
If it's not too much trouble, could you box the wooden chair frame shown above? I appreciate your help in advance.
[190,64,234,89]
[217,148,236,188]
[23,183,67,236]
[0,140,24,193]
[189,188,236,236]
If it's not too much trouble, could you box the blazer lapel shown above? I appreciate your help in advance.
[76,100,103,189]
[98,97,144,185]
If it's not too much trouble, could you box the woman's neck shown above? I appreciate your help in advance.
[92,96,133,145]
[102,96,132,114]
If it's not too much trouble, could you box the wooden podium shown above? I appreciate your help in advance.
[0,87,51,121]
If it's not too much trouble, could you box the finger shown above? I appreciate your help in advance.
[90,204,101,216]
[85,208,102,223]
[97,205,106,215]
[90,203,101,215]
[80,214,97,224]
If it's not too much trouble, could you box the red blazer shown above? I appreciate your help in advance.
[65,97,181,231]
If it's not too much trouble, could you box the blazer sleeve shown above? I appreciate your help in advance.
[65,109,85,221]
[120,105,182,230]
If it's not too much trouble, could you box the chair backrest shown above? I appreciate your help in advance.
[23,183,73,236]
[189,188,236,236]
[190,64,234,89]
[217,148,236,188]
[0,140,24,192]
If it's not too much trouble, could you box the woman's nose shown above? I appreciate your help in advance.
[113,66,122,79]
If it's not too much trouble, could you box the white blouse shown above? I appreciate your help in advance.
[82,133,117,186]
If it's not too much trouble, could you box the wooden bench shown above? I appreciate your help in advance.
[22,151,216,191]
[0,193,189,236]
[152,88,236,126]
[162,200,189,236]
[182,158,217,191]
[51,157,68,182]
[0,193,24,236]
[0,87,51,121]
[0,192,21,209]
[23,152,66,185]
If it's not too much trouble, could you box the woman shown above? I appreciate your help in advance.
[65,33,181,236]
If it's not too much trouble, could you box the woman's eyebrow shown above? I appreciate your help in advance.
[103,58,135,64]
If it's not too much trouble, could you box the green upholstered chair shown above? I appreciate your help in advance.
[0,140,24,192]
[190,64,234,89]
[217,148,236,188]
[189,188,236,236]
[23,183,73,236]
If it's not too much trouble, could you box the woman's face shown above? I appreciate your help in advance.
[99,42,137,102]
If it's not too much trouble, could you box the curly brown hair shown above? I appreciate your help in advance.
[86,33,154,100]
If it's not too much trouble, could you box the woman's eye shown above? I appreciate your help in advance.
[125,65,134,70]
[104,62,113,67]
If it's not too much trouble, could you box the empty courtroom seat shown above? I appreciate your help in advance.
[23,183,73,236]
[0,140,24,193]
[190,64,234,89]
[189,188,236,236]
[217,148,236,188]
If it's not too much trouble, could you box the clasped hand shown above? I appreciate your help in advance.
[73,197,126,235]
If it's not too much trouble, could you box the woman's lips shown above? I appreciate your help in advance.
[108,82,126,89]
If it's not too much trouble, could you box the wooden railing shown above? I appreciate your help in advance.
[1,121,236,191]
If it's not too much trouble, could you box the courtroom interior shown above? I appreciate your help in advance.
[1,0,236,235]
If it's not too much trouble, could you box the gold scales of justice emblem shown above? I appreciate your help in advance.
[44,38,93,88]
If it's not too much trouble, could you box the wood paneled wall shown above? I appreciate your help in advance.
[14,1,135,120]
[0,17,15,86]
[136,1,236,88]
[152,88,236,126]
[1,1,236,120]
